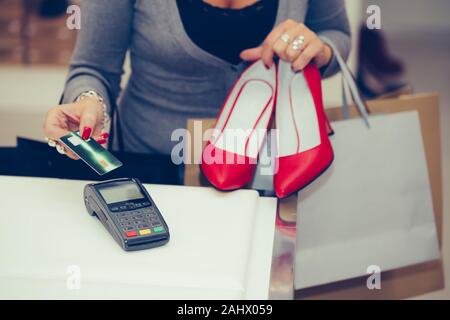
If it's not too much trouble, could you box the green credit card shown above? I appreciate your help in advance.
[59,131,123,175]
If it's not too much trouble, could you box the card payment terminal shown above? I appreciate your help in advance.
[84,178,170,251]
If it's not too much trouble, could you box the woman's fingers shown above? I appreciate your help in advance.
[260,29,285,67]
[96,132,109,145]
[240,19,297,67]
[45,136,80,160]
[241,20,332,71]
[292,38,324,71]
[273,24,305,62]
[284,27,312,62]
[57,143,80,160]
[44,101,107,160]
[43,107,71,140]
[43,106,78,160]
[85,132,109,147]
[44,103,99,160]
[261,20,298,67]
[65,149,80,160]
[79,102,99,140]
[240,47,263,62]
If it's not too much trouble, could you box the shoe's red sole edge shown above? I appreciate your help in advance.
[275,152,335,199]
[199,163,254,192]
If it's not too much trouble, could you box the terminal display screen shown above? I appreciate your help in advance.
[99,182,145,204]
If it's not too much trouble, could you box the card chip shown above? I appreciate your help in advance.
[99,159,110,169]
[68,135,83,146]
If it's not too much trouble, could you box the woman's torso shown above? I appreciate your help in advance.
[119,0,309,154]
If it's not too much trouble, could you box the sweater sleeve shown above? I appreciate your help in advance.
[60,0,134,114]
[304,0,351,78]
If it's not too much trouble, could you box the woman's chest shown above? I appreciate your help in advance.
[130,0,309,75]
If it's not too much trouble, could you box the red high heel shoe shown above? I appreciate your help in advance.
[274,61,333,199]
[201,60,277,190]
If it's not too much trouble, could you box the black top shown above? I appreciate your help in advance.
[176,0,279,65]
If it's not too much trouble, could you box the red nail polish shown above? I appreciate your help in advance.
[81,127,92,140]
[101,132,109,138]
[96,138,107,144]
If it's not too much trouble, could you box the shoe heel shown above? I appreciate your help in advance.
[325,115,335,136]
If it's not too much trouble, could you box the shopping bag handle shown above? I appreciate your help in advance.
[320,37,371,128]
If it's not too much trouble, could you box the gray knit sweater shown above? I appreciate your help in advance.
[62,0,351,155]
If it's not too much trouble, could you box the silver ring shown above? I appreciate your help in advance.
[280,34,290,44]
[45,137,57,148]
[56,144,66,155]
[292,35,305,51]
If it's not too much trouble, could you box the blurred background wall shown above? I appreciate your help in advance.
[367,0,450,36]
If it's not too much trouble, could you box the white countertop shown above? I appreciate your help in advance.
[0,176,277,299]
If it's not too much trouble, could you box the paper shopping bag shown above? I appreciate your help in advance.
[294,38,444,299]
[295,111,441,298]
[294,93,444,300]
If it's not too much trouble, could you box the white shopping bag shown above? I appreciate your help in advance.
[294,111,440,289]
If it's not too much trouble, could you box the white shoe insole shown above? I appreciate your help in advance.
[213,61,276,158]
[277,61,321,157]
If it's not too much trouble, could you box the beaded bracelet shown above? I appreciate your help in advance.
[76,90,110,132]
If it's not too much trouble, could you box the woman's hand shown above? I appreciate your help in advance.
[240,19,333,71]
[43,97,108,160]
